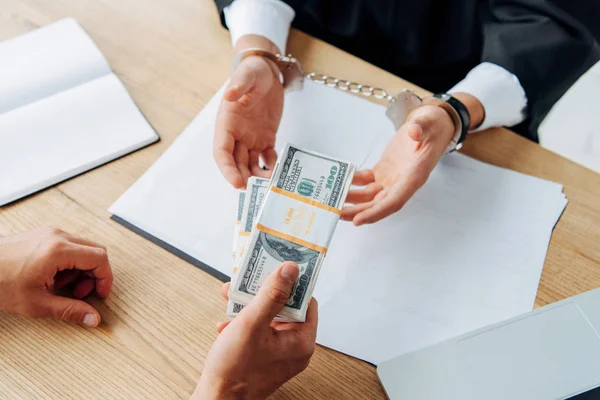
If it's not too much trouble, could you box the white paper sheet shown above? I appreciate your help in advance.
[110,80,567,365]
[0,19,158,206]
[109,81,392,279]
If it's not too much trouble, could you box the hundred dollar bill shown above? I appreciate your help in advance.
[228,177,269,317]
[232,191,245,260]
[233,177,269,275]
[229,143,355,321]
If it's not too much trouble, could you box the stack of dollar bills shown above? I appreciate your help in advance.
[228,143,355,322]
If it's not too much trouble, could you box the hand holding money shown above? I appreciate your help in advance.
[193,262,318,399]
[229,144,355,321]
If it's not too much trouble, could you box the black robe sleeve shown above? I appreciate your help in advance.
[481,0,600,139]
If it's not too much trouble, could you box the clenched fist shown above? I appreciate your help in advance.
[0,228,113,327]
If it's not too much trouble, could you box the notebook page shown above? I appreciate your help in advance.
[0,73,158,206]
[0,18,110,114]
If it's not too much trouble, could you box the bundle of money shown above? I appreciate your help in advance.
[233,177,269,275]
[232,191,245,261]
[228,143,355,322]
[228,177,269,316]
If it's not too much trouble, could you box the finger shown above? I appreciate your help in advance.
[342,186,391,220]
[224,62,256,102]
[234,143,251,185]
[252,167,272,179]
[216,320,232,333]
[272,321,298,332]
[239,262,300,327]
[249,150,260,171]
[345,182,383,204]
[249,150,270,178]
[221,282,231,301]
[38,294,101,327]
[271,320,287,329]
[405,106,437,142]
[61,233,106,250]
[48,242,113,299]
[260,147,278,170]
[296,298,319,339]
[54,270,81,289]
[214,130,244,188]
[353,181,417,226]
[275,297,319,333]
[352,170,375,186]
[341,200,378,221]
[406,121,425,142]
[74,277,96,299]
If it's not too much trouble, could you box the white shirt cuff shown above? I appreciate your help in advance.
[224,0,295,55]
[449,62,528,132]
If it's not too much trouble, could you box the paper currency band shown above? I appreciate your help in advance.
[270,186,342,215]
[239,232,251,236]
[256,223,328,254]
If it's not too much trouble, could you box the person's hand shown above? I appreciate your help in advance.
[193,262,318,400]
[342,104,455,226]
[0,228,112,327]
[214,43,284,189]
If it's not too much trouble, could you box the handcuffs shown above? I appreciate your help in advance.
[232,48,470,154]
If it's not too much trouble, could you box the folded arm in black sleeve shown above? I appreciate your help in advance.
[481,0,600,139]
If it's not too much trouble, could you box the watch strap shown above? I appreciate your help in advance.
[434,93,470,145]
[427,93,471,154]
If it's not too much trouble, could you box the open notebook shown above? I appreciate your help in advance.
[110,80,568,365]
[0,19,158,206]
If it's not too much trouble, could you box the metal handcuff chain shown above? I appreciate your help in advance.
[278,55,461,153]
[303,71,426,136]
[305,72,397,103]
[235,50,466,149]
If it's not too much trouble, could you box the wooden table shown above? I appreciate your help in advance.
[1,0,600,398]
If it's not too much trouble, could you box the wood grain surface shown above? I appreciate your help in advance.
[1,0,599,398]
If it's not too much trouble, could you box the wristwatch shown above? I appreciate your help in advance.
[386,91,470,154]
[231,48,305,92]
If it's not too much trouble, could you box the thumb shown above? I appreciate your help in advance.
[240,262,300,326]
[405,122,425,142]
[224,61,256,102]
[40,294,101,327]
[405,106,437,142]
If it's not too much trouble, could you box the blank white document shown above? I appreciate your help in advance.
[110,79,567,365]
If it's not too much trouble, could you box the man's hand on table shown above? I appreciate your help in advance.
[193,262,318,400]
[342,93,485,225]
[1,229,318,399]
[0,228,112,327]
[214,35,284,189]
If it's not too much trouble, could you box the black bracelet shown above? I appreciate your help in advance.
[433,93,471,145]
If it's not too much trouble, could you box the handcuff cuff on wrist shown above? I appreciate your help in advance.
[231,48,471,154]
